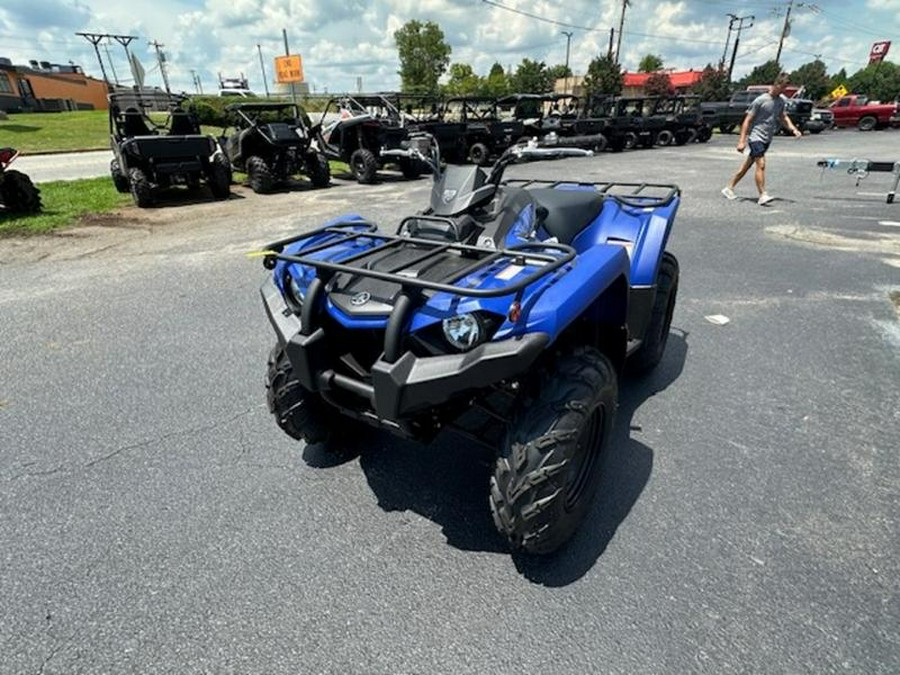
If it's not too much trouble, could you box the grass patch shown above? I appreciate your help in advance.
[0,177,131,237]
[0,110,110,154]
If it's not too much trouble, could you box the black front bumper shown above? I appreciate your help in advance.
[261,278,548,422]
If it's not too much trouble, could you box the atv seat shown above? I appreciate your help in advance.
[122,107,154,137]
[529,188,605,244]
[169,110,200,136]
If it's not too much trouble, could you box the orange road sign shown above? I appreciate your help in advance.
[275,55,304,83]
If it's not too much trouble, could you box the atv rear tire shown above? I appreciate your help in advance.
[592,134,608,153]
[629,251,679,374]
[247,156,274,193]
[350,148,378,184]
[468,142,490,166]
[265,344,362,453]
[307,152,331,188]
[110,159,130,193]
[128,167,154,208]
[490,346,617,555]
[0,169,42,213]
[656,129,674,146]
[696,126,712,143]
[208,154,231,200]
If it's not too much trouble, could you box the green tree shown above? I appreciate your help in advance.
[481,62,510,97]
[848,61,900,102]
[789,59,830,101]
[638,54,664,73]
[692,64,732,101]
[582,54,624,98]
[394,20,452,94]
[444,63,482,96]
[644,71,673,96]
[739,59,782,87]
[510,59,552,93]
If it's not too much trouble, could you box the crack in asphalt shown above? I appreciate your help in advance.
[9,404,266,482]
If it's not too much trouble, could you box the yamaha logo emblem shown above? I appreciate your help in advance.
[350,291,371,306]
[442,189,458,204]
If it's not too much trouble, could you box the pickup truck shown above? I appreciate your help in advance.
[829,95,900,131]
[700,90,813,134]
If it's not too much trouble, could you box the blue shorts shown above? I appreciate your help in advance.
[748,141,770,158]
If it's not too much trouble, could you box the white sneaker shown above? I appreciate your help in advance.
[758,193,775,206]
[721,186,737,200]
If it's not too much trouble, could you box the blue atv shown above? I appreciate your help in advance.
[259,140,680,554]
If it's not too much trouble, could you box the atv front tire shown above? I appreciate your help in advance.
[468,142,490,166]
[128,167,154,208]
[265,344,362,453]
[307,152,331,188]
[655,129,674,146]
[208,154,232,200]
[0,169,42,213]
[629,251,679,374]
[110,159,130,193]
[350,148,378,184]
[247,155,274,193]
[490,347,617,555]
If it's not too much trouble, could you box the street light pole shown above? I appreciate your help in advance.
[561,31,573,94]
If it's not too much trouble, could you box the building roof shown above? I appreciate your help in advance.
[623,70,703,88]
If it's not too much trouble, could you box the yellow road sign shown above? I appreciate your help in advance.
[830,84,848,99]
[275,55,304,84]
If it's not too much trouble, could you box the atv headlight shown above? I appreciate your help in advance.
[442,313,483,351]
[284,271,305,309]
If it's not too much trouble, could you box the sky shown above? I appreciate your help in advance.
[0,0,897,94]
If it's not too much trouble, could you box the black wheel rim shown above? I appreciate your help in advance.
[564,405,606,511]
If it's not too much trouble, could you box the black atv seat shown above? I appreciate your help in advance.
[529,188,605,244]
[122,107,153,137]
[169,110,199,136]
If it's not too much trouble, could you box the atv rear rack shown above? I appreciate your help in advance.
[263,220,576,363]
[504,179,679,209]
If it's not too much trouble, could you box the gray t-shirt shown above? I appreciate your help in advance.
[746,93,786,144]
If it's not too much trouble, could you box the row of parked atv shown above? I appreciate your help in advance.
[106,91,712,208]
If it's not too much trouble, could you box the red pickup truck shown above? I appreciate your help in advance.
[829,95,900,130]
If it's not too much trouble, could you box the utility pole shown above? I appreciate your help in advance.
[775,0,794,66]
[561,31,573,94]
[256,45,270,97]
[614,0,630,66]
[283,28,297,106]
[608,28,615,59]
[149,41,170,93]
[722,15,736,68]
[727,15,755,82]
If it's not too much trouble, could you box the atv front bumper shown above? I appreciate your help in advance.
[261,278,548,422]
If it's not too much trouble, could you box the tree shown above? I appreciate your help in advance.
[848,61,900,103]
[582,54,624,98]
[789,59,830,101]
[481,62,510,97]
[739,59,782,87]
[638,54,664,73]
[394,20,452,94]
[693,64,732,101]
[645,71,673,96]
[510,59,552,93]
[444,63,481,96]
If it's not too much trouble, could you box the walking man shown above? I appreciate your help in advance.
[721,74,803,205]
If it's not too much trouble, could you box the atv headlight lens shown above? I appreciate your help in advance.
[442,313,482,351]
[284,272,305,308]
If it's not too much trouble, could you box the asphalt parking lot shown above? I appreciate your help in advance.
[0,129,898,673]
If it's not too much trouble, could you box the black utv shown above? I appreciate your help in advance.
[108,93,231,208]
[393,93,468,164]
[650,95,712,145]
[319,95,431,183]
[221,102,330,193]
[441,96,524,165]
